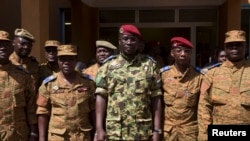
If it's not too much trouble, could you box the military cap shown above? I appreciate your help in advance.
[57,44,77,56]
[44,40,61,48]
[224,30,246,43]
[170,37,193,49]
[14,28,35,42]
[119,24,141,38]
[0,30,11,41]
[96,40,117,50]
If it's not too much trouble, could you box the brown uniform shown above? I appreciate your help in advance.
[82,63,99,81]
[36,72,96,141]
[161,65,202,141]
[198,60,250,141]
[0,63,37,141]
[9,51,40,92]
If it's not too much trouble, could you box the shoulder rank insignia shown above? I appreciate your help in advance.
[194,66,203,74]
[43,75,56,84]
[145,55,157,64]
[160,65,170,73]
[16,65,30,74]
[201,63,222,75]
[101,55,117,64]
[82,73,94,81]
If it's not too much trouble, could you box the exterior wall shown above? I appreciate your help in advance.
[0,0,248,64]
[71,0,98,63]
[0,0,21,38]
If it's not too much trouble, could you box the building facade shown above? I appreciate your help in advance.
[0,0,249,67]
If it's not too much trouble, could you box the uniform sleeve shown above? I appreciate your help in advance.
[198,73,213,141]
[88,80,96,111]
[25,75,38,125]
[95,64,108,97]
[36,82,51,115]
[150,63,162,98]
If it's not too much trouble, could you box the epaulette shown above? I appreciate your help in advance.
[101,55,117,64]
[145,55,157,64]
[160,65,170,73]
[201,63,222,75]
[43,75,56,84]
[81,73,94,81]
[194,66,203,74]
[29,56,39,64]
[16,65,30,74]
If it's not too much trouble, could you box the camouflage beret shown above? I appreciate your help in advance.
[0,30,11,41]
[96,40,117,50]
[57,44,77,56]
[44,40,61,48]
[224,30,246,43]
[14,28,35,42]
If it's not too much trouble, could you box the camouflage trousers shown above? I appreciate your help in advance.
[0,129,28,141]
[48,130,91,141]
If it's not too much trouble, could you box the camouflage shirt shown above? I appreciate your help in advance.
[198,60,250,141]
[36,72,95,135]
[161,65,202,140]
[9,52,40,92]
[95,53,162,140]
[0,63,37,135]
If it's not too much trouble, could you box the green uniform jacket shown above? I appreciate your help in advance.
[95,53,162,140]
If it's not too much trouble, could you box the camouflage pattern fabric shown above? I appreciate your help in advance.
[95,53,162,140]
[83,63,100,81]
[198,60,250,141]
[36,72,95,140]
[39,62,59,86]
[0,63,37,141]
[161,65,202,141]
[9,52,40,92]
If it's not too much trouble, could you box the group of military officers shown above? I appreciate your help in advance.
[0,24,249,141]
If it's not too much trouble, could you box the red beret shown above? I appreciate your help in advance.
[119,24,141,38]
[170,37,193,48]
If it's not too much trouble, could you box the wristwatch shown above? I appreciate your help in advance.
[153,129,163,134]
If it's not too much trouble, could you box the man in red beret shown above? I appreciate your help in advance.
[95,24,163,141]
[160,36,202,141]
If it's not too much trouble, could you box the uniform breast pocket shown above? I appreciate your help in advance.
[211,84,229,105]
[134,77,150,94]
[240,94,250,110]
[50,93,67,115]
[13,87,26,107]
[186,88,200,107]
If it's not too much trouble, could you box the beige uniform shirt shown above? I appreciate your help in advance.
[161,65,202,140]
[36,72,96,135]
[198,60,250,141]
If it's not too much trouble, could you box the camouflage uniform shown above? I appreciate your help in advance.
[39,61,59,85]
[161,65,202,141]
[9,51,40,92]
[198,60,250,141]
[95,54,162,140]
[83,63,99,81]
[36,72,95,141]
[0,63,37,141]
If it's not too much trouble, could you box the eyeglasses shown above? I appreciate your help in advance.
[172,47,192,54]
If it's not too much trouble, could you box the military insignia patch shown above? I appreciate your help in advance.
[119,27,124,34]
[53,85,59,90]
[173,42,178,47]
